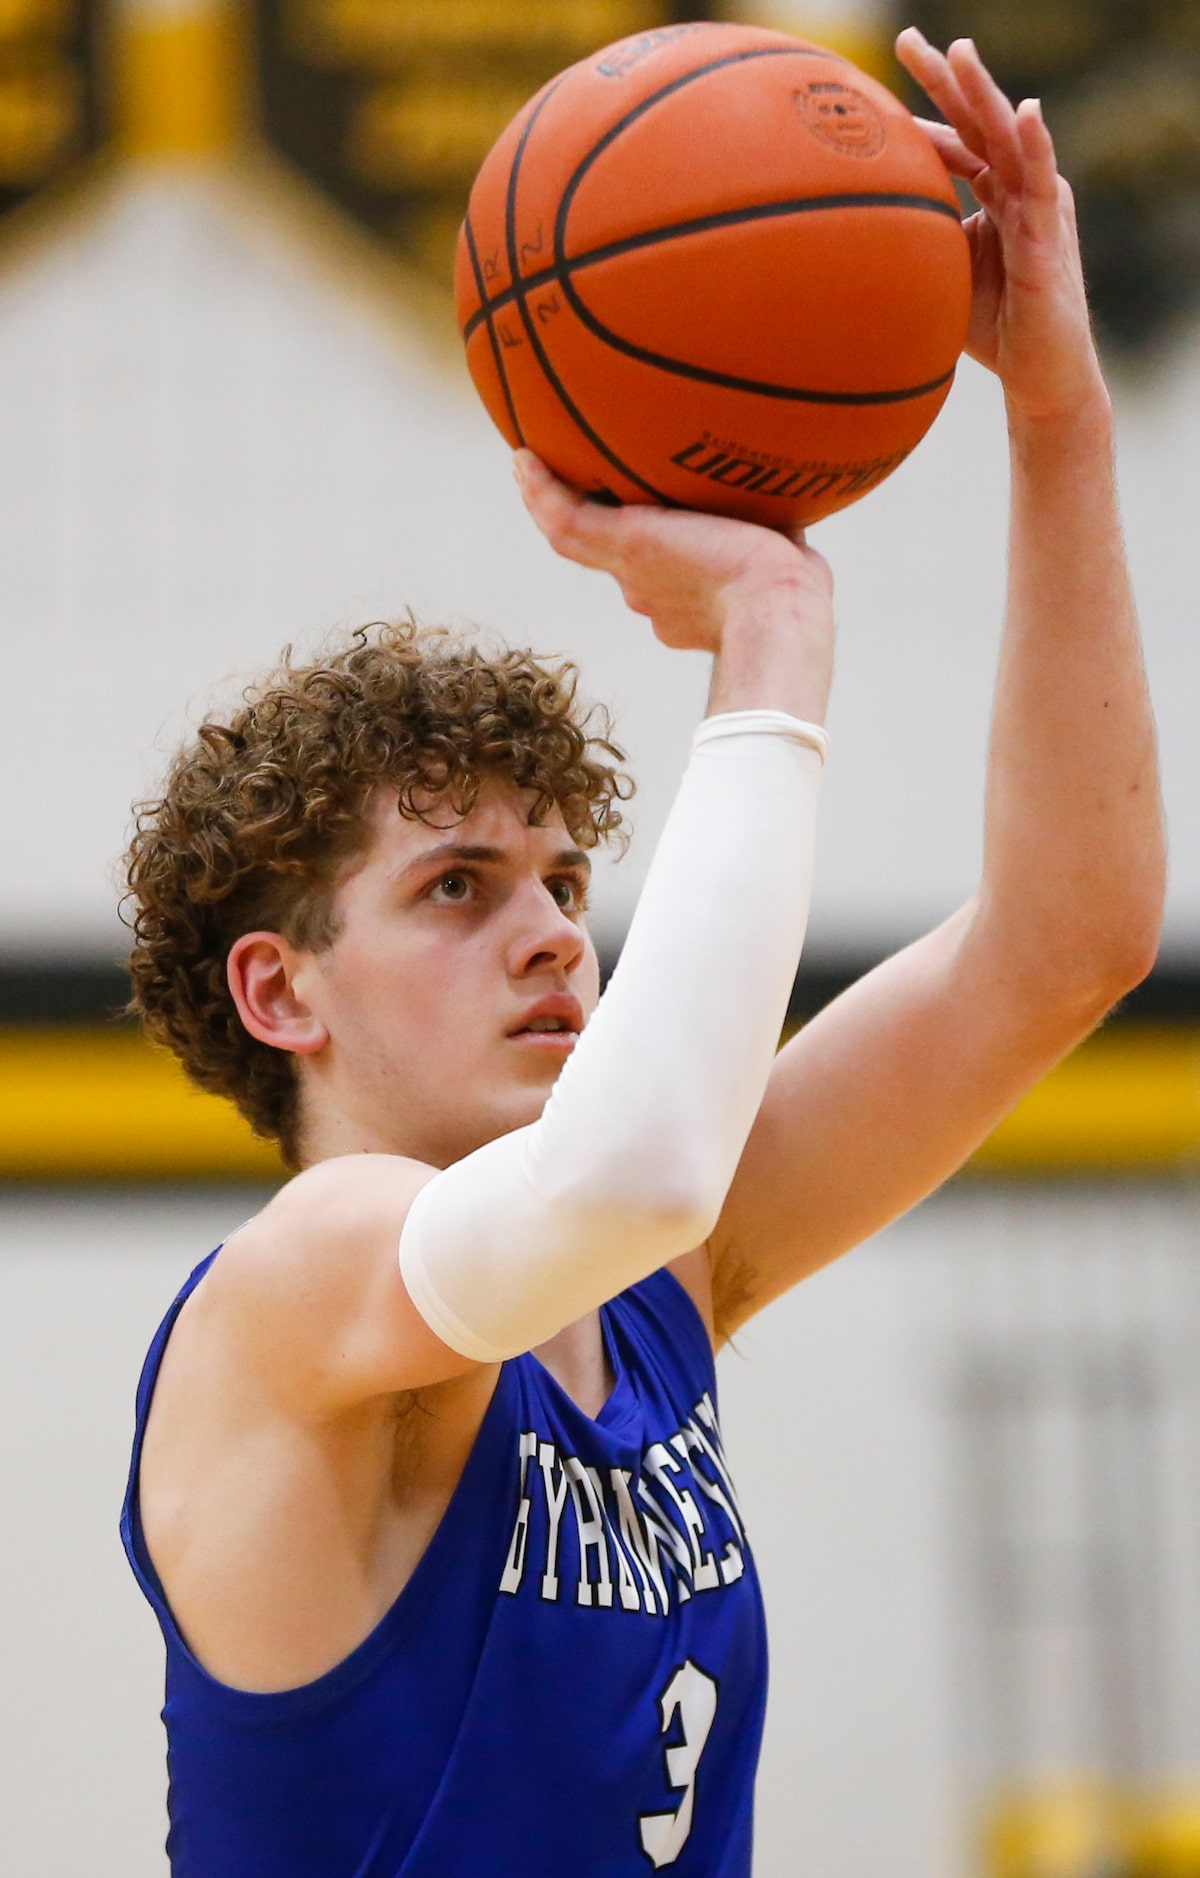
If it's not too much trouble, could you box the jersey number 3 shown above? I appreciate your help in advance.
[638,1660,719,1869]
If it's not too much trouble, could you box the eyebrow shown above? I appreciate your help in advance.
[396,842,592,882]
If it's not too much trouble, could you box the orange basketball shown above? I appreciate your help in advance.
[456,21,972,529]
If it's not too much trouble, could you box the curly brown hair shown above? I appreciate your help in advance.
[124,621,631,1165]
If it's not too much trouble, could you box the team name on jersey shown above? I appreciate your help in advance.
[498,1392,747,1616]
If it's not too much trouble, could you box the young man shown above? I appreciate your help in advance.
[120,32,1163,1878]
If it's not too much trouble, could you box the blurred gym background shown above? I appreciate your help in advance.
[1,1,1198,1872]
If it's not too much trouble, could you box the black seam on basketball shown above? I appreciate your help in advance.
[505,74,674,504]
[462,266,558,342]
[461,192,962,347]
[545,47,960,410]
[558,266,957,405]
[463,212,524,447]
[567,188,961,269]
[553,46,840,274]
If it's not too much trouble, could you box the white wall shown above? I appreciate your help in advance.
[0,166,1197,963]
[4,1186,1199,1878]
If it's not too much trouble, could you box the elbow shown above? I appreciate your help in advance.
[1090,840,1170,1004]
[1052,932,1160,1026]
[524,1119,734,1261]
[635,1138,731,1248]
[609,1182,723,1259]
[634,1179,724,1256]
[1037,915,1163,1032]
[1084,883,1167,1010]
[979,801,1168,1016]
[1103,924,1162,1003]
[562,1158,724,1261]
[977,866,1166,1025]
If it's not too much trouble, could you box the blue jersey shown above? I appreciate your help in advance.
[121,1250,768,1876]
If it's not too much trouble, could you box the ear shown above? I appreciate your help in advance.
[226,932,329,1057]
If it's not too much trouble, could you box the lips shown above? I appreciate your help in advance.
[507,994,584,1040]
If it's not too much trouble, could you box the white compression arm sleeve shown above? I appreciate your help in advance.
[398,709,827,1363]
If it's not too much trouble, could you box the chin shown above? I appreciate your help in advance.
[473,1083,555,1151]
[504,1083,556,1130]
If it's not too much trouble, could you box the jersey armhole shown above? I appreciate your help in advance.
[624,1262,718,1394]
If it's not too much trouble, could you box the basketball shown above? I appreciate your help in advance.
[456,21,972,529]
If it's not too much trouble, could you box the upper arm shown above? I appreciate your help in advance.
[205,1154,486,1417]
[707,899,1130,1339]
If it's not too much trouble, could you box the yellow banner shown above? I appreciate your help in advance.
[3,1021,1199,1184]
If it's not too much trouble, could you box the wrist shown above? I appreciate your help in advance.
[1006,389,1115,492]
[709,584,834,722]
[1005,375,1113,447]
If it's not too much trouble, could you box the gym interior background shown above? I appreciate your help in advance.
[1,1,1199,1872]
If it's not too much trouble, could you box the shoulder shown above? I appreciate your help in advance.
[197,1153,475,1413]
[247,1148,431,1231]
[216,1153,433,1293]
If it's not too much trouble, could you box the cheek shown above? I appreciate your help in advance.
[374,928,497,1041]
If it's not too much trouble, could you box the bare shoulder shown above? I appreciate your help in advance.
[198,1153,483,1415]
[219,1152,433,1294]
[139,1154,499,1691]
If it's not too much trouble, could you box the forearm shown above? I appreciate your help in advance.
[400,611,830,1362]
[402,701,825,1361]
[975,394,1164,996]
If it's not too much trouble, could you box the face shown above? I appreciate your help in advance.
[291,779,602,1167]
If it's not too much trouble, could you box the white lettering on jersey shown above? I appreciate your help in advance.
[498,1430,538,1595]
[538,1440,570,1601]
[688,1395,748,1540]
[672,1415,745,1584]
[564,1458,614,1609]
[636,1478,694,1603]
[609,1467,665,1613]
[499,1396,747,1616]
[644,1443,720,1593]
[638,1660,720,1867]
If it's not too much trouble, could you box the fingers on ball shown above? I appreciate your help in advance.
[947,41,1025,193]
[905,34,990,164]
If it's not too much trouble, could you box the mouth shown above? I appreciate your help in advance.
[507,997,584,1048]
[510,1027,578,1051]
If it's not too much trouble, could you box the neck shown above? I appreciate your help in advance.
[534,1313,614,1419]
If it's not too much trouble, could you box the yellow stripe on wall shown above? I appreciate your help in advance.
[111,2,249,162]
[971,1025,1200,1174]
[0,1028,283,1181]
[1,1023,1199,1183]
[981,1781,1200,1878]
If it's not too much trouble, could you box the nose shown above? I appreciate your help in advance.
[507,878,587,981]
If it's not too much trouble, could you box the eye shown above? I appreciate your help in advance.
[431,871,472,904]
[548,875,589,912]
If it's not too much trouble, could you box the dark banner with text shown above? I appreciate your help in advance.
[907,0,1200,350]
[253,0,716,293]
[0,0,104,222]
